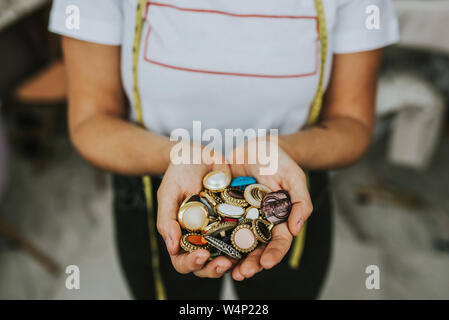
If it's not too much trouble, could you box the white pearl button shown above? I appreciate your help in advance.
[185,207,206,229]
[245,207,260,220]
[217,203,244,218]
[203,171,230,192]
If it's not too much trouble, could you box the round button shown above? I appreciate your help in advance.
[231,224,258,253]
[203,171,231,192]
[244,184,272,208]
[261,190,292,225]
[178,201,209,232]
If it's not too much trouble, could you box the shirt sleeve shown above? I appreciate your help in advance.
[49,0,123,45]
[333,0,399,54]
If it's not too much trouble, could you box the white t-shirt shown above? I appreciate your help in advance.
[50,0,399,146]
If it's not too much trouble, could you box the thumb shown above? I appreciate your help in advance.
[156,186,183,255]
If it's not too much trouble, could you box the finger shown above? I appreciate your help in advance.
[211,162,233,180]
[260,223,293,270]
[288,200,313,236]
[227,163,252,184]
[253,175,282,195]
[283,170,313,236]
[201,148,224,166]
[239,246,265,279]
[231,264,245,281]
[227,135,269,167]
[156,184,184,255]
[193,256,233,278]
[226,142,246,166]
[170,249,210,274]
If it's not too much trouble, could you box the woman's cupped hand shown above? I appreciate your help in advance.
[156,138,313,280]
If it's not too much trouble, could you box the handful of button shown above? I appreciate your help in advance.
[177,171,292,260]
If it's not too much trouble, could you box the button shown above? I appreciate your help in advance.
[187,234,208,246]
[244,206,260,220]
[216,203,245,219]
[203,221,237,237]
[252,218,273,244]
[244,184,272,208]
[200,190,223,208]
[230,176,257,189]
[177,201,209,232]
[203,171,231,192]
[199,197,217,217]
[231,224,258,253]
[180,233,210,253]
[261,190,292,225]
[221,187,248,207]
[205,235,242,259]
[238,218,254,226]
[180,193,202,208]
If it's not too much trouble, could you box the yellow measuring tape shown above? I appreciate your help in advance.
[289,0,328,269]
[132,0,167,300]
[132,0,328,298]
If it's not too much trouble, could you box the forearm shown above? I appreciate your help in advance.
[70,114,175,175]
[279,116,373,171]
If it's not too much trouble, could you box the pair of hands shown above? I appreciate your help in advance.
[156,138,313,281]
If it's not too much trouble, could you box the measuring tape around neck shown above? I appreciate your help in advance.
[131,0,328,298]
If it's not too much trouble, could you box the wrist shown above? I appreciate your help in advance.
[160,140,178,171]
[164,140,224,170]
[277,135,288,152]
[278,134,304,167]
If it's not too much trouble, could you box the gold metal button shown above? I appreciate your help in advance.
[180,233,210,253]
[221,187,248,207]
[244,184,272,208]
[252,218,273,244]
[203,171,231,193]
[200,190,223,208]
[231,224,258,253]
[177,201,209,232]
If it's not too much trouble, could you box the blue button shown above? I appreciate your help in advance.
[230,176,257,189]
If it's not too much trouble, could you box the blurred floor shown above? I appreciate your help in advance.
[0,127,448,299]
[322,129,449,299]
[0,136,130,300]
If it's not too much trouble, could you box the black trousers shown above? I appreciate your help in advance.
[113,171,333,300]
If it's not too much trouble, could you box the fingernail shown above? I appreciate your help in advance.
[216,266,223,274]
[297,218,304,227]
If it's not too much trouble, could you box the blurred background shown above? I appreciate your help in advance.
[0,0,448,300]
